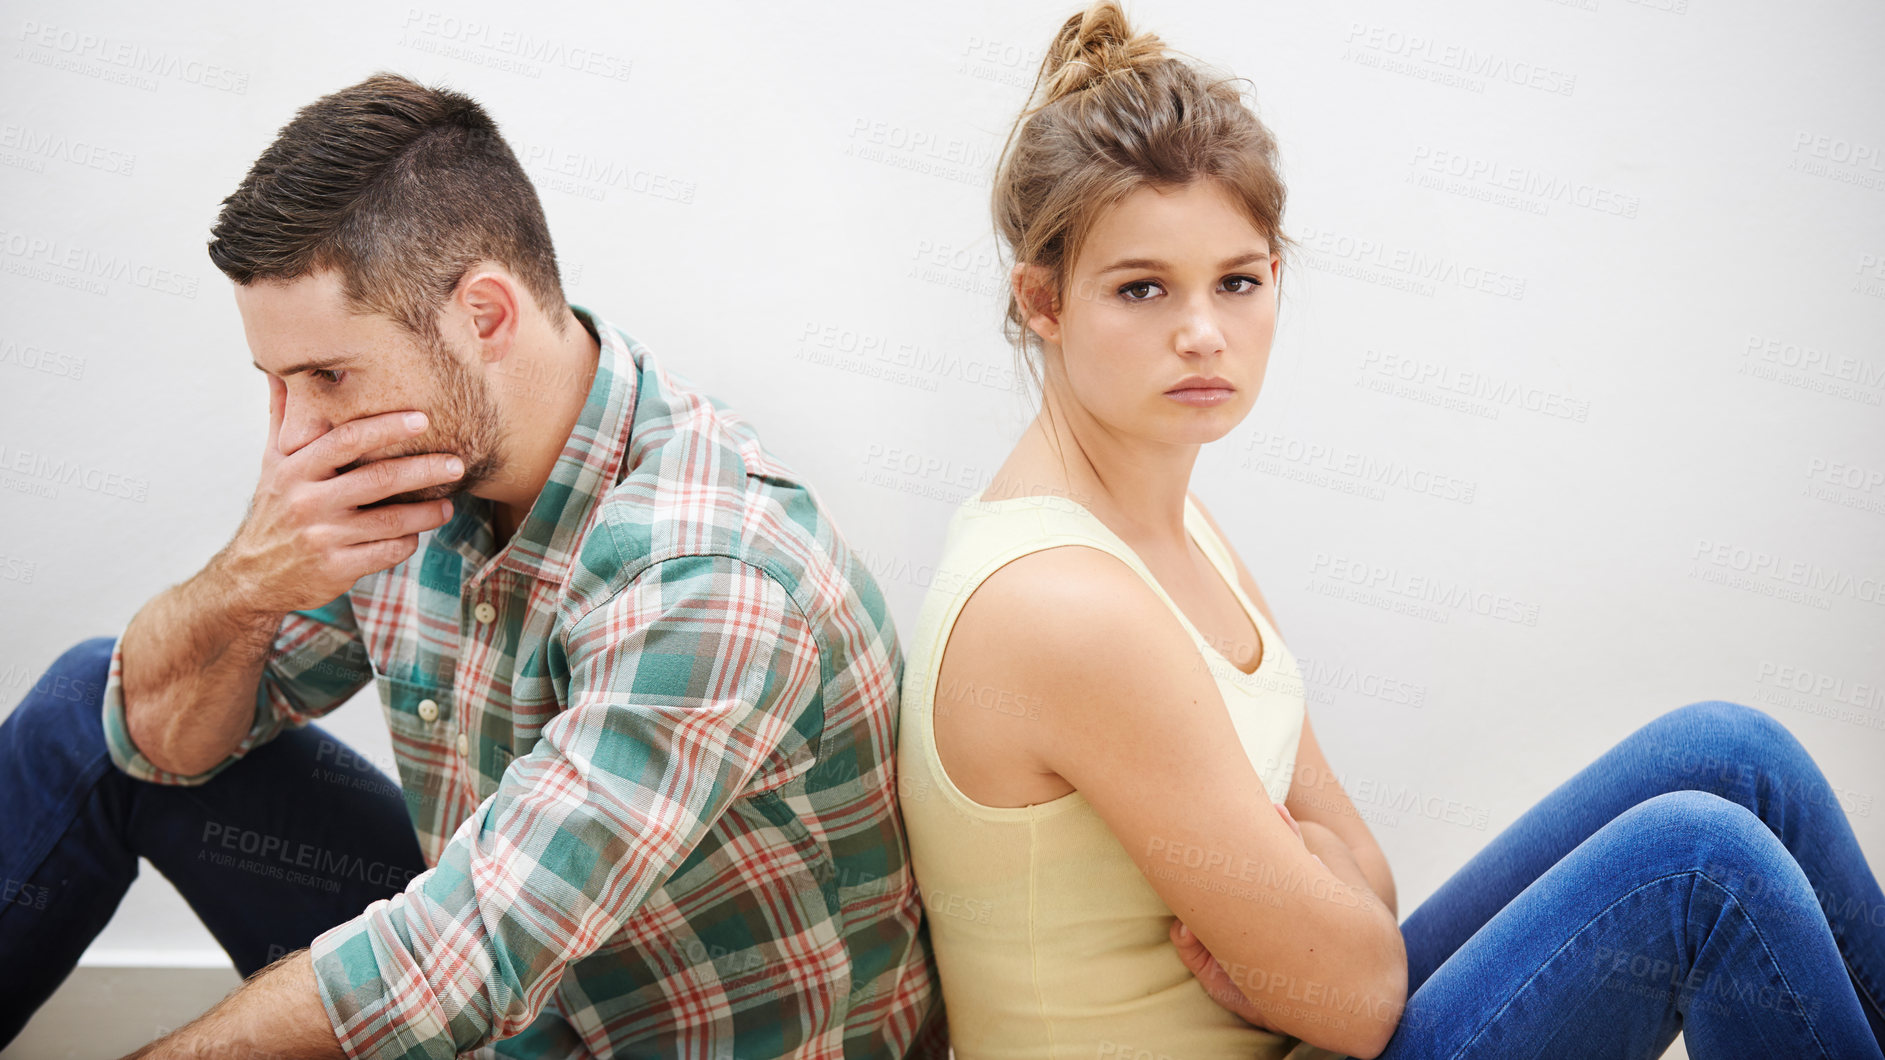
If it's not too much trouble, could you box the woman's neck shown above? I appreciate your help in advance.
[991,399,1200,548]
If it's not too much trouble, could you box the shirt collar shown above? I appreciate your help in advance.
[434,304,639,584]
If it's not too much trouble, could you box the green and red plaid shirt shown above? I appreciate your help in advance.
[99,307,946,1059]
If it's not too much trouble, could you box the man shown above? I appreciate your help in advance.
[0,73,946,1058]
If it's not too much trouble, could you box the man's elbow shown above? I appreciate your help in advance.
[122,696,220,781]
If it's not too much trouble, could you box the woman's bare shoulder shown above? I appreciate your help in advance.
[953,543,1166,658]
[940,543,1214,739]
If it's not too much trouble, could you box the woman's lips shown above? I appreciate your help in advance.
[1165,386,1234,406]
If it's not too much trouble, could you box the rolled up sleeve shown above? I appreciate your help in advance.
[100,592,374,786]
[308,554,823,1058]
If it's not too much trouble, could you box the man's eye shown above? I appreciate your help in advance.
[1120,281,1161,301]
[313,369,344,384]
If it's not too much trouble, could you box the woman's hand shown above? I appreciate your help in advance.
[1169,801,1328,1030]
[1170,917,1280,1031]
[1274,801,1329,870]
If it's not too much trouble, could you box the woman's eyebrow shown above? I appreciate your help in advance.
[1097,250,1270,274]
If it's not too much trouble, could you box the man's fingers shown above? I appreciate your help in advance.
[339,533,424,577]
[293,409,430,476]
[336,497,455,547]
[331,453,466,509]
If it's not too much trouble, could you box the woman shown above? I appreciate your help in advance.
[893,3,1885,1058]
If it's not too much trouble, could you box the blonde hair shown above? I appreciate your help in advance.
[991,1,1292,396]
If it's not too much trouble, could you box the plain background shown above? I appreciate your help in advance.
[2,0,1881,1054]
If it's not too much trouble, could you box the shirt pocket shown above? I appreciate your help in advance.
[375,673,453,828]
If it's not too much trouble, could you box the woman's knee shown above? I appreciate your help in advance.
[1637,699,1814,793]
[1610,791,1816,915]
[1672,698,1797,747]
[1622,788,1772,845]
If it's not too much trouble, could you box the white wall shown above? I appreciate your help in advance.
[1,0,1880,1016]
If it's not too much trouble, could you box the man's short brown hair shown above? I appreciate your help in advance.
[208,72,565,340]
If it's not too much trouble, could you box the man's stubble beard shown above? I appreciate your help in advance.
[349,338,506,508]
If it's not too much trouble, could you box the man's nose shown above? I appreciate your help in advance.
[277,400,329,457]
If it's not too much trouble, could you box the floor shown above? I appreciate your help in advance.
[2,965,1693,1058]
[2,966,241,1058]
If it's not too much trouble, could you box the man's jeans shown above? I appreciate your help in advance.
[0,635,427,1046]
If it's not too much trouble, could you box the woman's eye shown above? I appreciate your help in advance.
[1224,275,1265,293]
[1120,280,1161,302]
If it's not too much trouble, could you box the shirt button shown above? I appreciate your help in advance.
[474,602,497,624]
[456,732,470,757]
[417,698,440,723]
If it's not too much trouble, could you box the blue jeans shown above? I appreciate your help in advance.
[0,636,429,1047]
[1376,699,1885,1059]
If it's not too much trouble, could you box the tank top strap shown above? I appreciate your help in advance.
[958,492,1235,589]
[952,492,1154,587]
[1179,494,1244,592]
[946,493,1233,642]
[949,492,1277,684]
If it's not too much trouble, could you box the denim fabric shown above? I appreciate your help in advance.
[0,636,426,1046]
[1380,700,1885,1059]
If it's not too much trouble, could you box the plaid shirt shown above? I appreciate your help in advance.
[99,307,946,1059]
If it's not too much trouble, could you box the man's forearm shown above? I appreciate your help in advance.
[124,949,345,1060]
[120,549,284,776]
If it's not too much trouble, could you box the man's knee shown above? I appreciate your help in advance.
[44,636,115,695]
[5,636,116,742]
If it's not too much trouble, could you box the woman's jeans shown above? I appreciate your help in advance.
[1376,697,1885,1059]
[0,636,428,1046]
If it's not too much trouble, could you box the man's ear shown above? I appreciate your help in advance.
[1012,262,1062,346]
[454,267,522,364]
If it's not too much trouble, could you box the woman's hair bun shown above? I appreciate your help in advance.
[1034,1,1167,109]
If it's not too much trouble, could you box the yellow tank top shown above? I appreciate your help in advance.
[896,491,1347,1060]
